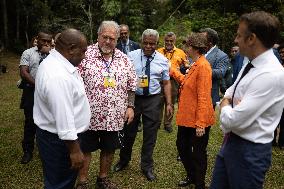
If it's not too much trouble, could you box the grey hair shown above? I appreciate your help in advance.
[165,31,176,39]
[142,29,159,42]
[98,21,120,38]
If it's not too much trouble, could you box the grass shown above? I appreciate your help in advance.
[0,51,283,189]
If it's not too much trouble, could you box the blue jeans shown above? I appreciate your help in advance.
[210,132,271,189]
[36,127,78,189]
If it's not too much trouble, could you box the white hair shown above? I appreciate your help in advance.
[142,29,159,43]
[98,21,120,38]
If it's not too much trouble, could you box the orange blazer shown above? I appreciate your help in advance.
[170,55,215,128]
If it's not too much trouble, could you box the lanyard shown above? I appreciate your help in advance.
[140,50,155,74]
[99,48,115,73]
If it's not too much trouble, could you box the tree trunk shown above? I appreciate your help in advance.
[1,0,9,48]
[16,0,20,40]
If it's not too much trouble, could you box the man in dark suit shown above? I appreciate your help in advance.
[116,24,140,55]
[200,28,230,108]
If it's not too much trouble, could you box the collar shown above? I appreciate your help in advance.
[51,49,77,74]
[141,50,156,58]
[250,48,273,68]
[163,46,177,53]
[205,45,217,57]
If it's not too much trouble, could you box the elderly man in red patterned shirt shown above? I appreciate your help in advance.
[76,21,137,189]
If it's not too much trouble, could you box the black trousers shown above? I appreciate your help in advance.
[176,126,211,189]
[119,94,161,171]
[20,87,37,153]
[273,109,284,147]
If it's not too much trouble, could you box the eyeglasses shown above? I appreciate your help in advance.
[100,35,116,42]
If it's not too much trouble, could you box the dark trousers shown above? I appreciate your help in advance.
[210,133,271,189]
[21,87,37,153]
[273,109,284,147]
[36,127,78,189]
[176,126,210,189]
[119,94,161,171]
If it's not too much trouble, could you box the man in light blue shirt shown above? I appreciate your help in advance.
[114,29,173,181]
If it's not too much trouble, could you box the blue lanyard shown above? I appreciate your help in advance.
[100,48,115,73]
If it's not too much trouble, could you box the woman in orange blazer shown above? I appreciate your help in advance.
[171,33,215,189]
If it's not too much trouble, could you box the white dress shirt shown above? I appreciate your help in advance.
[205,45,216,58]
[221,49,284,143]
[33,49,91,140]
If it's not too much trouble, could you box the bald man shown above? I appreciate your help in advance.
[33,29,91,189]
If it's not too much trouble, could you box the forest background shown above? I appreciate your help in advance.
[1,0,284,54]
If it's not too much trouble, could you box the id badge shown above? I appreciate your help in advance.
[138,75,148,88]
[104,76,116,88]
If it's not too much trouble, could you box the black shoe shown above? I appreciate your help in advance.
[96,177,117,189]
[142,169,156,181]
[178,177,193,187]
[164,127,173,133]
[113,161,128,172]
[20,152,33,164]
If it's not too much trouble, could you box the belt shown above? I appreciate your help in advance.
[135,94,160,98]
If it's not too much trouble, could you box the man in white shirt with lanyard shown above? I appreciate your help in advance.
[33,29,91,189]
[210,11,284,189]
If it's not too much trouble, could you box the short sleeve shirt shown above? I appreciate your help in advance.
[19,46,41,79]
[129,49,170,95]
[78,43,137,131]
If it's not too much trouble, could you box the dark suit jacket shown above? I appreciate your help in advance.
[116,39,140,54]
[206,46,230,105]
[232,53,244,83]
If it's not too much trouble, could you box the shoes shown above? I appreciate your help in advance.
[113,161,128,172]
[20,152,33,164]
[178,177,193,187]
[96,177,117,189]
[75,181,89,189]
[142,169,156,181]
[164,127,173,133]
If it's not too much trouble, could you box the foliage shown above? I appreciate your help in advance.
[189,10,239,53]
[1,0,284,53]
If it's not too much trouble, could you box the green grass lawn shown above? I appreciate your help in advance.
[0,52,283,189]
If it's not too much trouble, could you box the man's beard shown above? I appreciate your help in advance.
[100,46,113,54]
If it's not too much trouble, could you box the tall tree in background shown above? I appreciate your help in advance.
[1,0,8,48]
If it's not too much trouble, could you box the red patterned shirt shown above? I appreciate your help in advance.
[78,43,137,131]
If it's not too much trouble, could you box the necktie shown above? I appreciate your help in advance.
[143,57,151,96]
[231,62,254,107]
[222,62,254,147]
[122,43,127,54]
[39,53,48,65]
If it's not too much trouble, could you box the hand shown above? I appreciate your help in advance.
[124,107,134,125]
[220,97,231,110]
[69,150,84,170]
[40,45,51,54]
[196,127,205,137]
[166,104,174,120]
